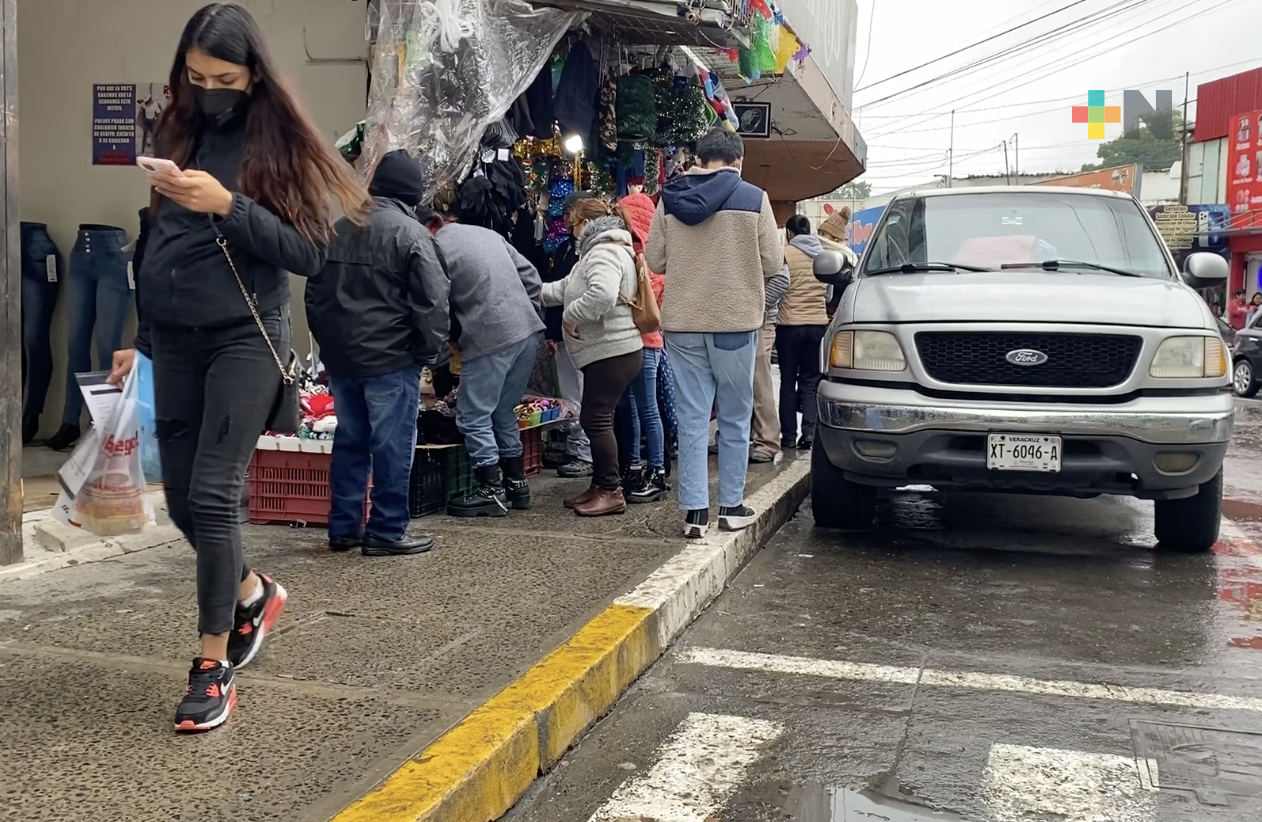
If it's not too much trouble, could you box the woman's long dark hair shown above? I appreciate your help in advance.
[154,3,368,242]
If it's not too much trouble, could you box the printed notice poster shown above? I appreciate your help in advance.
[92,83,171,165]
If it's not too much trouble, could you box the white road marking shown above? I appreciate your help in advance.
[587,712,783,822]
[982,743,1156,822]
[614,459,810,648]
[679,647,1262,713]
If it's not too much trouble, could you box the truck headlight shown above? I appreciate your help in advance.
[1150,336,1227,379]
[830,330,907,372]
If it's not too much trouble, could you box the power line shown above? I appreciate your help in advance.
[854,0,1091,94]
[865,0,1229,140]
[852,0,877,90]
[858,0,1165,112]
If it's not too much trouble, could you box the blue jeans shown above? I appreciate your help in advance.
[617,347,666,470]
[329,364,423,541]
[20,222,63,434]
[457,333,542,469]
[664,331,757,511]
[62,225,133,426]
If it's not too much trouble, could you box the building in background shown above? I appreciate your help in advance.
[1190,65,1262,309]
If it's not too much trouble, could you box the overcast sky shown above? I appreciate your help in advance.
[850,0,1261,193]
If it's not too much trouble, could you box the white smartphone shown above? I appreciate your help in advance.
[137,156,182,177]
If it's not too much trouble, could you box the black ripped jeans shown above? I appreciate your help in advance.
[151,308,286,636]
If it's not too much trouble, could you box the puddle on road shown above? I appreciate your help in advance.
[787,782,964,821]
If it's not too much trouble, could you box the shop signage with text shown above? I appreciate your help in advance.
[1030,163,1141,198]
[1226,109,1262,230]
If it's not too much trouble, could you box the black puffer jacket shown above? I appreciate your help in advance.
[135,118,324,355]
[305,198,451,378]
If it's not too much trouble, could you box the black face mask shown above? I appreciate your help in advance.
[192,86,249,128]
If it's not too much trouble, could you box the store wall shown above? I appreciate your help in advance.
[18,0,368,439]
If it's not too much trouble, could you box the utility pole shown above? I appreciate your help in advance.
[1002,140,1010,184]
[1011,132,1019,181]
[948,109,954,187]
[0,0,20,566]
[1179,70,1190,205]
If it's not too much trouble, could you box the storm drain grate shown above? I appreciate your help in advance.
[1130,720,1262,806]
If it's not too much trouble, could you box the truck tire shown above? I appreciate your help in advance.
[812,440,877,529]
[1154,469,1222,554]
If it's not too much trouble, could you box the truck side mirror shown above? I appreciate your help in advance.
[814,249,855,285]
[1182,252,1228,289]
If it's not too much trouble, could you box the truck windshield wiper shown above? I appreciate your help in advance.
[865,261,991,276]
[999,259,1145,278]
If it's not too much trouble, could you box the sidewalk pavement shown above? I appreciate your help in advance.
[0,454,810,822]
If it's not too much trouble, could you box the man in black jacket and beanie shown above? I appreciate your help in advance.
[306,150,450,557]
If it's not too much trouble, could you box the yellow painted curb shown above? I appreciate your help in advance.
[331,603,658,822]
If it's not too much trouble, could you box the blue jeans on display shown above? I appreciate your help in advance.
[20,222,63,436]
[457,333,542,469]
[617,347,666,470]
[329,364,423,541]
[62,224,133,426]
[664,331,757,511]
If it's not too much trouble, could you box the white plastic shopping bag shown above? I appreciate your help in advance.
[51,373,155,536]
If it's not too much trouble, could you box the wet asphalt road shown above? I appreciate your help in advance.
[504,404,1262,821]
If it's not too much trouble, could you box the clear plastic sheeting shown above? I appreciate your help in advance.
[362,0,581,196]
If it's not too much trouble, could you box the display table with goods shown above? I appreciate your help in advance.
[246,371,571,527]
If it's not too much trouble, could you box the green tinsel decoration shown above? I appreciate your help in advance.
[670,79,709,144]
[650,70,675,147]
[616,74,657,142]
[587,162,615,199]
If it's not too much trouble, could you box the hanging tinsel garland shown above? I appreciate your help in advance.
[616,74,657,142]
[670,77,710,144]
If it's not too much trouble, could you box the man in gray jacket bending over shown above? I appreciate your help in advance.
[423,191,545,517]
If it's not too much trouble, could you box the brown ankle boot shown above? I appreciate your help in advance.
[565,485,599,509]
[575,488,627,517]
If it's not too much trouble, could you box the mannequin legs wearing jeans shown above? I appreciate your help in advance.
[152,307,290,729]
[20,222,63,443]
[60,225,134,432]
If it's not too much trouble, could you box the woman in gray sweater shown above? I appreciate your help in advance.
[542,198,644,516]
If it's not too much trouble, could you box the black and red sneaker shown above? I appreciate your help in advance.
[174,658,236,732]
[227,573,288,669]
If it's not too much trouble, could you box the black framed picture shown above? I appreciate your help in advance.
[732,102,772,139]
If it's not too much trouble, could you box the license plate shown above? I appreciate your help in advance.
[986,434,1061,472]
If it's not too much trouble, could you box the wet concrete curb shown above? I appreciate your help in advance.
[329,457,812,822]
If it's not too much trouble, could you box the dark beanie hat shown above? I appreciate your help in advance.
[370,150,427,206]
[563,189,597,214]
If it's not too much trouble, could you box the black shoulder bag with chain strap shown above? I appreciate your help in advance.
[210,218,301,434]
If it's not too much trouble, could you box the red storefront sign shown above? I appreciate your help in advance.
[1226,108,1262,230]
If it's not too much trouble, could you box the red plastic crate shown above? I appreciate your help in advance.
[522,426,543,478]
[247,449,368,527]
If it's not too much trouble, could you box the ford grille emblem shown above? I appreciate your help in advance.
[1006,349,1049,366]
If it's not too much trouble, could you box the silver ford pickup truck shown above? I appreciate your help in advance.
[811,186,1232,553]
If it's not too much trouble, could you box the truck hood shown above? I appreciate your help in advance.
[851,271,1210,328]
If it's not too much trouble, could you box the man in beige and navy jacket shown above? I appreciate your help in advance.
[645,128,783,539]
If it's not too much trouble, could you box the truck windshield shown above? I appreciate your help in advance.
[861,191,1175,280]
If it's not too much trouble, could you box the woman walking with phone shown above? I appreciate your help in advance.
[108,3,368,732]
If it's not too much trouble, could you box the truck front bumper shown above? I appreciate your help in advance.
[816,382,1235,500]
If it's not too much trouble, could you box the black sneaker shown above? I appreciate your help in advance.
[174,658,236,732]
[557,459,594,479]
[362,532,435,556]
[781,436,796,450]
[719,505,757,531]
[227,574,288,669]
[684,508,709,539]
[629,467,669,504]
[797,436,813,451]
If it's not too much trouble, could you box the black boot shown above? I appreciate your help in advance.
[447,465,509,518]
[500,455,531,511]
[620,462,645,492]
[629,467,670,504]
[45,423,81,452]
